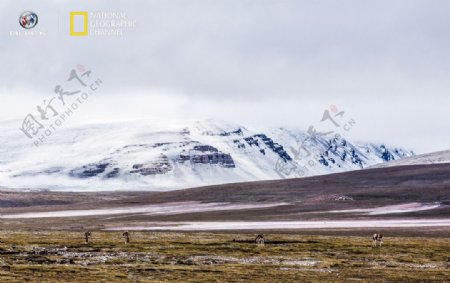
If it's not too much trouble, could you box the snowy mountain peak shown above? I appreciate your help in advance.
[0,119,414,191]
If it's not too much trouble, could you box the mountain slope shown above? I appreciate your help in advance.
[371,149,450,168]
[0,119,414,191]
[0,164,448,227]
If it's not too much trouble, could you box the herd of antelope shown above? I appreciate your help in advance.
[83,231,385,247]
[84,231,130,244]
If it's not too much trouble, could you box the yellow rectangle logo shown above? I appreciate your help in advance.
[70,12,88,36]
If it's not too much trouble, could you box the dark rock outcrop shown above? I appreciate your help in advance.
[130,155,172,175]
[177,144,235,168]
[69,163,109,178]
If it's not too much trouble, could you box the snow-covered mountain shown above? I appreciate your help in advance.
[0,119,414,191]
[371,150,450,168]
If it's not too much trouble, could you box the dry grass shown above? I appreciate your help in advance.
[0,231,448,282]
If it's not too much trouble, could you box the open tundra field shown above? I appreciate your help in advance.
[0,164,449,231]
[0,231,449,282]
[0,164,448,282]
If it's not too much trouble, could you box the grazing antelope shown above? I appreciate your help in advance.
[372,233,383,247]
[122,231,130,244]
[84,231,92,244]
[255,234,265,247]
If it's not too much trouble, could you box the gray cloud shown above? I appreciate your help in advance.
[1,0,449,153]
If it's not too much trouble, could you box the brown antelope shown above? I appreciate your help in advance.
[372,233,383,247]
[122,231,130,244]
[84,231,92,244]
[255,234,265,247]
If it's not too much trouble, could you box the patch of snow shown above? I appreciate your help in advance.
[106,219,450,231]
[0,201,288,219]
[328,202,441,215]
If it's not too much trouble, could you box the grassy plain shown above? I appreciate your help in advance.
[0,231,448,282]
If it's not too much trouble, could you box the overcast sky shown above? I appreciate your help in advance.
[1,0,449,153]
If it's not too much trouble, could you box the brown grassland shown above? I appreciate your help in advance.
[0,230,448,282]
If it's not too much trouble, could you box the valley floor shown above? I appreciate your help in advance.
[0,231,448,282]
[0,164,448,281]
